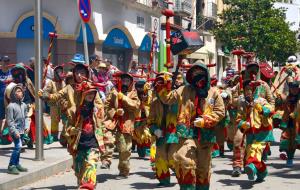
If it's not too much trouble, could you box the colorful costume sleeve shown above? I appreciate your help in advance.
[104,90,117,120]
[147,99,161,135]
[94,92,104,119]
[261,82,275,110]
[121,90,140,113]
[202,89,225,128]
[157,86,183,105]
[43,80,54,93]
[49,85,76,123]
[49,84,71,102]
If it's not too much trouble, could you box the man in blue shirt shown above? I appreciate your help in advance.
[0,55,12,144]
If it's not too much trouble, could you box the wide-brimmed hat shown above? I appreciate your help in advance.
[71,53,85,64]
[99,62,107,68]
[260,62,275,79]
[120,73,133,81]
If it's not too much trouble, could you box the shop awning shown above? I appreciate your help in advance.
[17,16,54,39]
[139,35,152,52]
[103,28,132,49]
[77,23,94,43]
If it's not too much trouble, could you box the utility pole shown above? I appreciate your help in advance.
[34,0,44,161]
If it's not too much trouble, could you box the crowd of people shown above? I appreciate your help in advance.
[0,53,299,190]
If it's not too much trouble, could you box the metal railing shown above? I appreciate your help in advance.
[174,0,193,17]
[206,2,217,18]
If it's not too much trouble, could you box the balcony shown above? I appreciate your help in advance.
[196,14,216,35]
[174,0,193,17]
[114,0,165,16]
[151,0,168,9]
[206,2,217,18]
[136,0,152,7]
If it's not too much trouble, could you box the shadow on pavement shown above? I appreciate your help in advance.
[130,182,176,189]
[97,173,116,183]
[134,171,155,179]
[0,168,8,174]
[218,179,254,189]
[27,185,77,190]
[213,169,233,176]
[269,162,300,170]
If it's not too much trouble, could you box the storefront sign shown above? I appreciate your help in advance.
[103,28,132,49]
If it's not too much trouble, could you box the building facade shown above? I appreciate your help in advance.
[0,0,164,71]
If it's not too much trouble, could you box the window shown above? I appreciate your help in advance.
[137,16,145,28]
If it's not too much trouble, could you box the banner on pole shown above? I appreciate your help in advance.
[151,16,160,36]
[78,0,91,23]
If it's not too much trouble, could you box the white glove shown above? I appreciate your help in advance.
[194,117,204,128]
[239,95,245,102]
[220,92,228,99]
[116,108,124,116]
[254,97,266,105]
[241,121,251,130]
[154,129,163,138]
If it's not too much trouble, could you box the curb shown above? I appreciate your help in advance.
[0,158,73,190]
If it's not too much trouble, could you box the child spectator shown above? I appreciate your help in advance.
[6,84,29,175]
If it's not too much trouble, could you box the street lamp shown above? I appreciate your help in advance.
[161,0,175,69]
[232,47,245,90]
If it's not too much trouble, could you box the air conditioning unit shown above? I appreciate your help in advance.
[174,0,192,17]
[152,0,167,9]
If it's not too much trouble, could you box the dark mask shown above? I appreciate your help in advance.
[192,74,208,98]
[80,101,94,118]
[245,96,253,104]
[54,69,64,81]
[13,73,25,84]
[288,95,298,104]
[137,91,147,101]
[121,84,129,94]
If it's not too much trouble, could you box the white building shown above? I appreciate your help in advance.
[274,0,300,32]
[0,0,163,71]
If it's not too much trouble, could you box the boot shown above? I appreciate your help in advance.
[286,159,293,167]
[16,164,28,172]
[100,161,110,169]
[256,169,268,182]
[116,173,128,180]
[8,165,20,175]
[232,167,242,177]
[244,163,257,181]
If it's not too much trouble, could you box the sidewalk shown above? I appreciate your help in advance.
[0,116,72,190]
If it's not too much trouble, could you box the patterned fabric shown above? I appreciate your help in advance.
[49,83,105,155]
[236,82,275,144]
[50,107,60,140]
[101,128,115,164]
[116,132,132,176]
[133,92,152,157]
[105,89,140,134]
[232,129,246,168]
[279,94,300,160]
[74,148,100,189]
[245,142,268,177]
[44,80,66,141]
[195,142,213,190]
[172,139,196,189]
[157,86,225,144]
[155,77,225,189]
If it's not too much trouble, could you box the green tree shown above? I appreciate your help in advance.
[213,0,298,63]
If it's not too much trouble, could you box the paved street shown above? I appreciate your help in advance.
[19,129,300,190]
